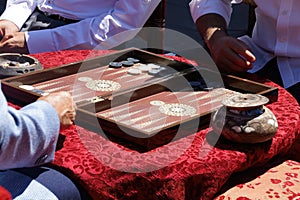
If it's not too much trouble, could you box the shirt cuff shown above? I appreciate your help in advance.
[25,30,56,53]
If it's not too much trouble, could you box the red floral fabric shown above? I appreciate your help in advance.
[215,160,300,199]
[20,50,300,200]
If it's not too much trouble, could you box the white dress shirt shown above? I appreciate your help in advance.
[190,0,300,88]
[0,0,161,54]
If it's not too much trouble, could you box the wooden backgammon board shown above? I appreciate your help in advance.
[1,48,278,150]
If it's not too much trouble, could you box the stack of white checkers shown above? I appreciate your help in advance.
[127,63,163,75]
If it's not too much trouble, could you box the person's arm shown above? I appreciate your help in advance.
[195,13,228,51]
[25,0,161,53]
[0,85,75,170]
[190,0,256,73]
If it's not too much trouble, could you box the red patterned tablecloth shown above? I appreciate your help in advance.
[20,50,300,200]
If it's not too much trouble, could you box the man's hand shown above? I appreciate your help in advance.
[0,20,28,54]
[196,14,256,74]
[208,33,256,73]
[0,19,19,36]
[38,92,76,127]
[0,32,29,54]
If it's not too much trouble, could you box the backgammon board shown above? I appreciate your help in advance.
[1,48,278,150]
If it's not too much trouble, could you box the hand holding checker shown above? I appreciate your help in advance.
[38,91,76,127]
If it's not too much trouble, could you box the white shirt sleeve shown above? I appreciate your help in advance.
[0,0,37,29]
[189,0,233,25]
[25,0,161,53]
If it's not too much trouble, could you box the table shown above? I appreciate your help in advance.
[14,50,300,199]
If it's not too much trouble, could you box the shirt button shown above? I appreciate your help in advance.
[281,10,288,15]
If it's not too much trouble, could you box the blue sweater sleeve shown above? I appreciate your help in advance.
[0,85,60,170]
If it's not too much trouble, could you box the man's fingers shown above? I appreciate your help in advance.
[226,40,256,70]
[1,34,13,42]
[38,91,76,126]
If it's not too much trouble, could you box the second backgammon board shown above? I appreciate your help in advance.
[1,48,278,150]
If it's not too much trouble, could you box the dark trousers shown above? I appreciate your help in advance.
[256,58,300,105]
[0,167,92,199]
